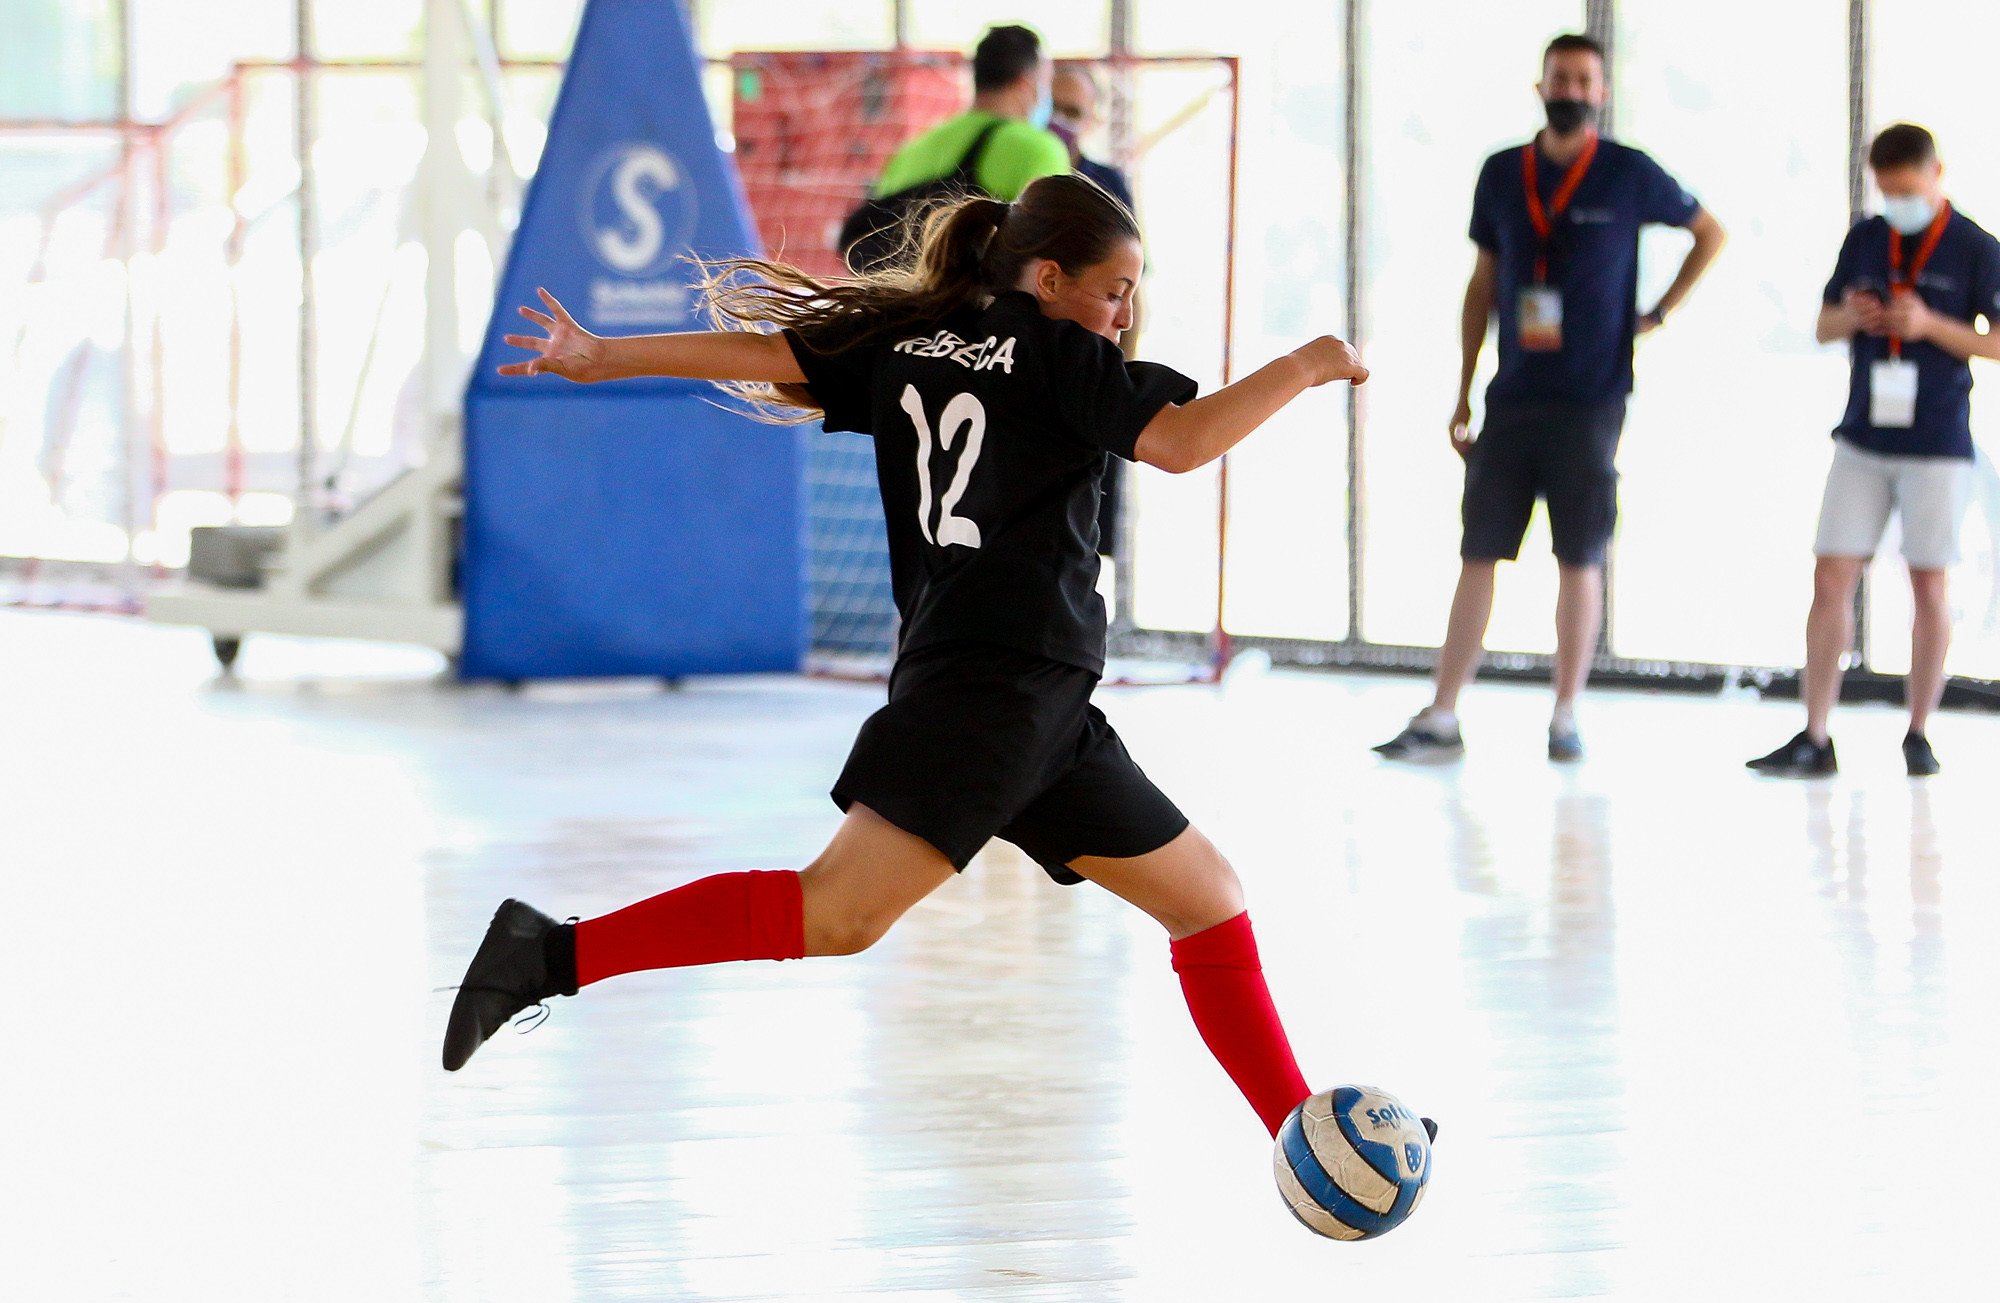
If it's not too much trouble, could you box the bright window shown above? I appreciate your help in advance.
[1607,0,1848,669]
[1356,1,1584,653]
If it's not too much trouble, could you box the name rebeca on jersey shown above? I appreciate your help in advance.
[892,328,1017,374]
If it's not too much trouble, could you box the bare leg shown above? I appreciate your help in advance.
[1432,559,1499,715]
[1071,826,1304,1135]
[1553,564,1603,709]
[1068,823,1246,939]
[1906,566,1951,737]
[1804,556,1866,744]
[798,804,959,955]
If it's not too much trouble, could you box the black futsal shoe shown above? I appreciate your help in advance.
[1547,726,1584,763]
[1746,730,1838,778]
[1903,733,1941,777]
[442,899,577,1072]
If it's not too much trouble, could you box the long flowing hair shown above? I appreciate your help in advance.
[700,172,1139,421]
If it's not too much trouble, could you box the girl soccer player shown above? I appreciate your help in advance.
[446,174,1373,1145]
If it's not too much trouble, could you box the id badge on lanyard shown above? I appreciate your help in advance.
[1874,201,1952,430]
[1519,135,1597,355]
[1870,358,1918,428]
[1518,287,1564,352]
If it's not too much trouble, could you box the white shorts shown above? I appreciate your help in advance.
[1813,440,1973,569]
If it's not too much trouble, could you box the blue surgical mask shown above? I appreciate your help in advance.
[1882,194,1939,236]
[1029,86,1054,130]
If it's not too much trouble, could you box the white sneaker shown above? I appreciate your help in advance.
[1372,712,1465,762]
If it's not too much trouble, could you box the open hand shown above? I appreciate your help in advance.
[1295,335,1369,387]
[498,288,607,382]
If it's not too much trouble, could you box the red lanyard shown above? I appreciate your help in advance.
[1887,200,1952,358]
[1522,133,1600,283]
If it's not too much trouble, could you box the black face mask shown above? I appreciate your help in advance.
[1543,99,1596,135]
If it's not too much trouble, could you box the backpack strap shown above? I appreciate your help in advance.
[946,119,1009,191]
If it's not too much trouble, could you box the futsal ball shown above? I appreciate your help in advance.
[1274,1085,1432,1240]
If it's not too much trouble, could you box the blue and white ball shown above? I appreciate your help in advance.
[1274,1085,1432,1240]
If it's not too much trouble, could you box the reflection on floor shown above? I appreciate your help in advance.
[8,611,1996,1301]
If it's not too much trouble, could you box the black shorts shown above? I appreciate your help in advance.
[831,643,1190,885]
[1461,397,1627,566]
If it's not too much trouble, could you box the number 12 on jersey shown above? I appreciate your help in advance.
[899,384,986,549]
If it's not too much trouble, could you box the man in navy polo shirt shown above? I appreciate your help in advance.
[1748,124,2000,778]
[1376,33,1726,764]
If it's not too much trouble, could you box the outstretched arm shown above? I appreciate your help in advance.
[498,287,806,384]
[1133,336,1366,474]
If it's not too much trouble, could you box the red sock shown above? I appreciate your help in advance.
[1171,912,1312,1137]
[575,869,805,988]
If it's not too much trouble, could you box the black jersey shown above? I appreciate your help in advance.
[785,291,1197,673]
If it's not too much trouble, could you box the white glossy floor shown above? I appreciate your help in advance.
[6,609,1997,1302]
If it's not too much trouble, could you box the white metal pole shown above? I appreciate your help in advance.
[296,0,320,531]
[422,0,471,448]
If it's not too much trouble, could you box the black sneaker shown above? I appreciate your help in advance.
[1373,714,1465,762]
[1548,725,1584,763]
[442,899,575,1071]
[1903,732,1941,777]
[1746,730,1837,777]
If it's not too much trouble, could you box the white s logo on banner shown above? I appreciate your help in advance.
[580,143,697,278]
[579,142,700,326]
[597,146,675,272]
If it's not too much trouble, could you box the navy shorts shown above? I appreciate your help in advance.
[831,643,1189,885]
[1461,398,1627,566]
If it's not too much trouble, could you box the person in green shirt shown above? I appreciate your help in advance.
[873,24,1071,203]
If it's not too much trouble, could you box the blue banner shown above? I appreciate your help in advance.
[462,0,804,680]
